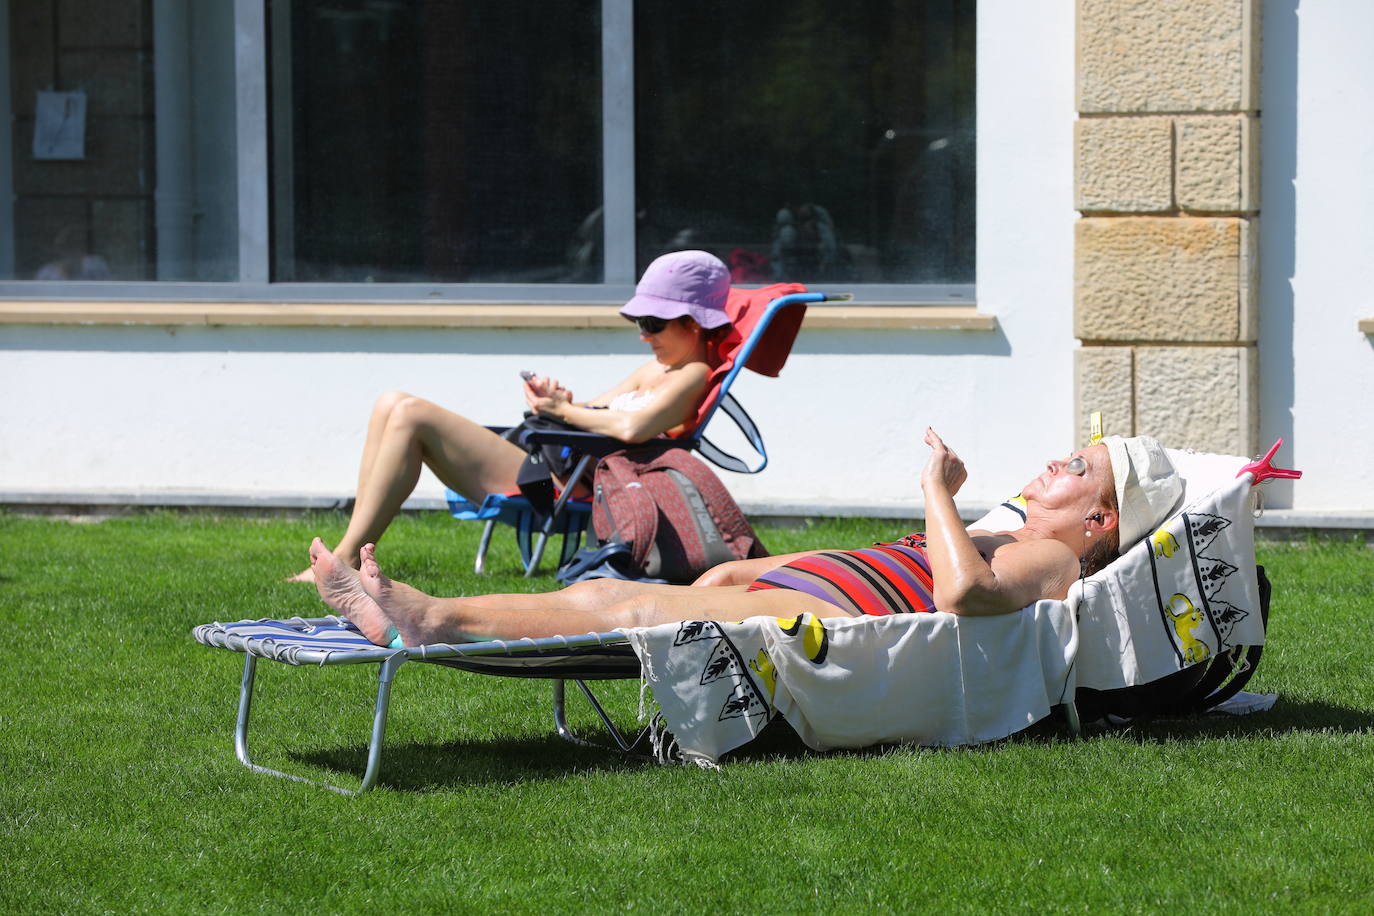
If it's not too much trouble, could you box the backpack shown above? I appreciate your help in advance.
[580,448,768,583]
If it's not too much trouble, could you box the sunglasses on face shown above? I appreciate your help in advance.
[627,315,670,335]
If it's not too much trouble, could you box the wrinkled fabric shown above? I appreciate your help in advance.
[623,471,1266,765]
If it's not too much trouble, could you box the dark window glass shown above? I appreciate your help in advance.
[272,0,602,282]
[4,2,238,282]
[635,0,974,285]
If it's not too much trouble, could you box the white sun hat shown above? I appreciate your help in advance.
[1102,435,1184,548]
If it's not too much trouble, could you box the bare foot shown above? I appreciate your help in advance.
[283,566,316,584]
[357,543,466,646]
[309,537,394,645]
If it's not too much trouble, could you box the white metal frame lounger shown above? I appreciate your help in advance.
[193,442,1296,792]
[192,617,643,794]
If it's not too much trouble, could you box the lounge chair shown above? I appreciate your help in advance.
[445,285,847,576]
[192,442,1296,791]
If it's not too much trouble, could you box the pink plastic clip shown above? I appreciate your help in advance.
[1238,438,1302,484]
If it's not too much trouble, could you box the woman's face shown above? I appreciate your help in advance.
[640,316,701,363]
[1022,443,1113,515]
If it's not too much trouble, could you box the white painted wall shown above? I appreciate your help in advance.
[2,2,1369,519]
[0,3,1076,518]
[1258,0,1374,511]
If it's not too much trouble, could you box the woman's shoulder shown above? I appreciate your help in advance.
[640,357,710,387]
[989,530,1082,574]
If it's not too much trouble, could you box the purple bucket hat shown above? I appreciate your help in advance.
[619,250,732,329]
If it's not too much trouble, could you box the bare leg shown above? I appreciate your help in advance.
[355,391,412,497]
[307,537,395,644]
[355,543,849,646]
[456,577,716,614]
[286,394,527,582]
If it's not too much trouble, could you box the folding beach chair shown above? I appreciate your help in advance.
[192,441,1297,791]
[445,285,848,576]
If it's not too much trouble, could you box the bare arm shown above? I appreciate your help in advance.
[527,360,709,443]
[920,428,1076,615]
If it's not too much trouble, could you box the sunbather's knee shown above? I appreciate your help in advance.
[561,578,619,605]
[373,390,414,416]
[607,596,663,629]
[693,560,747,588]
[563,578,657,611]
[386,394,444,433]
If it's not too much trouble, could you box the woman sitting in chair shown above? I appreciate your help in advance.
[288,250,735,582]
[307,430,1183,646]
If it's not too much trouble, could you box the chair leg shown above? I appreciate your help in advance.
[551,679,645,754]
[232,652,407,794]
[524,518,556,578]
[524,452,596,578]
[475,518,498,575]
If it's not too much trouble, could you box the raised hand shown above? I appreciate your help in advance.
[921,427,967,496]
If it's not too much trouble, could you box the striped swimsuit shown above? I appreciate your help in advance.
[746,533,938,617]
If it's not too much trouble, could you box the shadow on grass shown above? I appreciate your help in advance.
[284,696,1374,791]
[293,733,651,792]
[1014,695,1374,745]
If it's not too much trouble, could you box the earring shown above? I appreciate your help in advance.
[1085,529,1093,538]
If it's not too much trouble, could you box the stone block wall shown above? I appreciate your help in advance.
[8,0,154,279]
[1074,0,1260,456]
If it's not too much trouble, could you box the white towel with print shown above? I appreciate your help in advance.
[622,603,1078,766]
[622,468,1265,765]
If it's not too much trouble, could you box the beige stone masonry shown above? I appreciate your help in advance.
[1077,0,1261,114]
[1176,114,1259,212]
[1075,0,1261,457]
[1134,345,1257,455]
[1075,347,1135,443]
[1075,117,1174,212]
[1076,217,1256,343]
[1076,114,1260,214]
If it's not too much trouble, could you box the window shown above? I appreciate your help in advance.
[1,0,974,300]
[1,0,239,283]
[272,1,601,283]
[635,1,975,287]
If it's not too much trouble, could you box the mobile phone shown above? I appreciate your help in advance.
[519,370,536,381]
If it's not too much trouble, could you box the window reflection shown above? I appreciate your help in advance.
[4,1,974,290]
[635,0,975,285]
[272,0,602,283]
[5,0,238,281]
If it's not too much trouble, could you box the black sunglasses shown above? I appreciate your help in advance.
[626,315,670,335]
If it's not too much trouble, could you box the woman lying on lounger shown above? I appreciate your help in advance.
[288,250,735,583]
[308,429,1183,646]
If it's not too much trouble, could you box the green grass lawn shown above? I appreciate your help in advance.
[2,510,1372,914]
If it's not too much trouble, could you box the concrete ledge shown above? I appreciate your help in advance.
[4,491,1370,533]
[0,301,996,331]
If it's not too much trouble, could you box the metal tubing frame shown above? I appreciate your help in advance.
[524,452,597,577]
[205,624,641,792]
[233,650,408,794]
[551,678,645,753]
[475,518,498,574]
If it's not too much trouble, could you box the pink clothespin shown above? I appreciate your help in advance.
[1238,438,1302,484]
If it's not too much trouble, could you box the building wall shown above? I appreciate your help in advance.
[2,1,1371,519]
[1263,0,1374,512]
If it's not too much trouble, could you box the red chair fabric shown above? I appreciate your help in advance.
[680,283,808,435]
